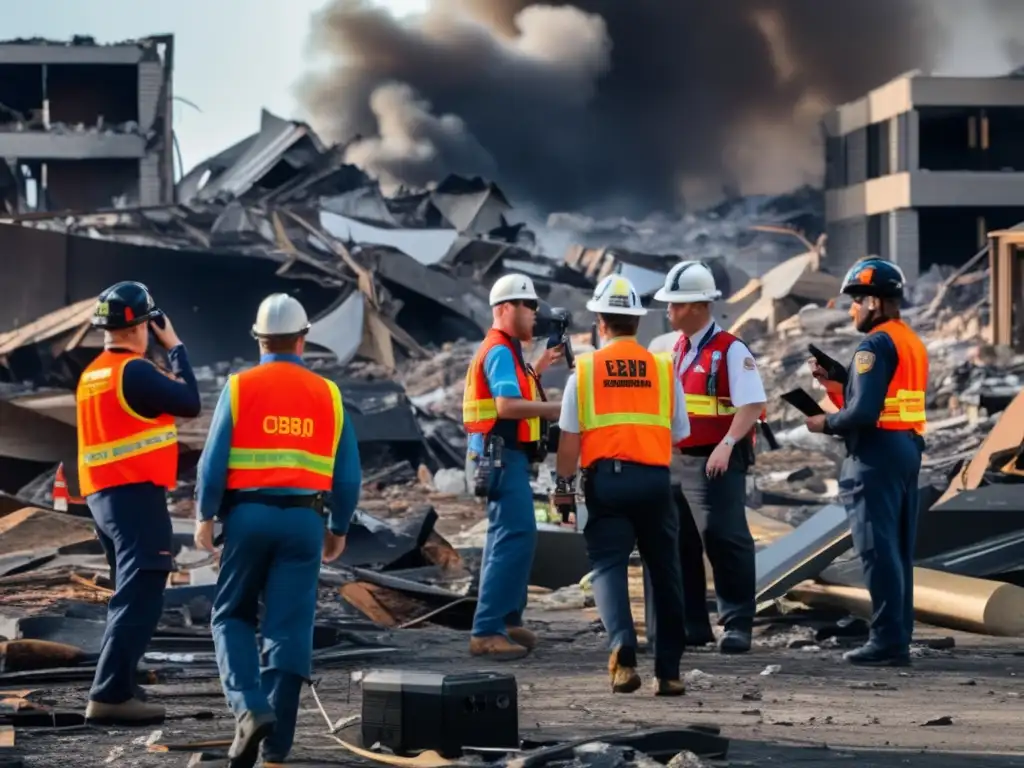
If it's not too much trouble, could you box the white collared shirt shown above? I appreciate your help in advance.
[664,322,767,408]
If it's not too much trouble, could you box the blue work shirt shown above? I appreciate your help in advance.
[466,342,524,459]
[118,344,202,419]
[194,353,362,535]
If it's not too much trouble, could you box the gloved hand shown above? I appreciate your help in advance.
[551,492,577,529]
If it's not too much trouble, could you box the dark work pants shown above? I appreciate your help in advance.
[583,462,685,681]
[840,431,922,653]
[644,484,714,647]
[87,482,174,704]
[648,451,755,643]
[212,502,325,761]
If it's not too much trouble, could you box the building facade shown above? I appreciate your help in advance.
[824,72,1024,281]
[0,35,174,213]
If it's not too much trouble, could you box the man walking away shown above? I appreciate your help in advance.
[554,275,688,695]
[195,294,361,767]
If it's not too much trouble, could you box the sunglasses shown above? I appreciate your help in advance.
[512,300,539,312]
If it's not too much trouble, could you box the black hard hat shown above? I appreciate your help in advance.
[840,257,906,300]
[91,281,159,330]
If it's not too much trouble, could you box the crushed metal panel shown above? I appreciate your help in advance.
[0,399,76,464]
[430,176,512,233]
[307,291,365,365]
[0,297,96,357]
[176,134,259,203]
[320,211,458,266]
[338,379,423,444]
[0,224,68,331]
[754,503,852,609]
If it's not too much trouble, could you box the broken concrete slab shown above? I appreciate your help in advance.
[0,508,95,555]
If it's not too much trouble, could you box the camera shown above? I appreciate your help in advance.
[535,304,575,370]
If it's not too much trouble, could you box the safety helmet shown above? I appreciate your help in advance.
[91,281,159,330]
[653,260,722,304]
[840,257,906,300]
[586,274,647,316]
[489,273,539,306]
[252,293,310,338]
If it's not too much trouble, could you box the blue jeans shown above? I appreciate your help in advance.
[472,449,537,637]
[211,502,324,760]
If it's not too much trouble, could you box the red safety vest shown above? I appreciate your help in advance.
[225,361,343,490]
[676,330,757,449]
[76,350,179,496]
[576,338,674,468]
[462,329,541,445]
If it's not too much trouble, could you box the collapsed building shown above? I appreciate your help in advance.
[0,48,1023,765]
[0,35,175,213]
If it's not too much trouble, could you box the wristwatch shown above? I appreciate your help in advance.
[722,435,737,447]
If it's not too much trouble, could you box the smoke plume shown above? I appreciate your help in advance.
[295,0,1024,214]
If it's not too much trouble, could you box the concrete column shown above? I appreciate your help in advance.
[888,209,920,282]
[906,110,920,171]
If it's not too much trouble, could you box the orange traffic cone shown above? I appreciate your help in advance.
[53,463,69,511]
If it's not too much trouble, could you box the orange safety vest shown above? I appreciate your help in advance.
[225,361,344,490]
[676,330,757,449]
[872,319,928,433]
[462,329,541,445]
[76,350,179,496]
[576,337,674,468]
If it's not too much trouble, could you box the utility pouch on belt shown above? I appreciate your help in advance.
[473,436,504,498]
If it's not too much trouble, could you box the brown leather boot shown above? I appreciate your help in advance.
[469,635,529,660]
[85,697,166,726]
[653,678,686,696]
[507,625,537,651]
[607,646,642,693]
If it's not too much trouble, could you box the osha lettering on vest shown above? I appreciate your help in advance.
[462,329,541,445]
[76,350,179,496]
[576,339,673,468]
[677,331,754,449]
[870,320,928,434]
[225,362,343,490]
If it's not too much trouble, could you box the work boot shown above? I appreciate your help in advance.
[653,679,686,697]
[507,625,537,651]
[607,646,642,693]
[718,630,752,654]
[469,635,530,661]
[843,644,910,667]
[229,710,277,768]
[85,698,166,726]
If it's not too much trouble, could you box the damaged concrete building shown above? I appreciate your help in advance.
[0,35,175,213]
[824,71,1024,280]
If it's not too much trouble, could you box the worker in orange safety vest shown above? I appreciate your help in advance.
[553,274,689,696]
[462,273,563,662]
[77,281,201,727]
[194,293,362,767]
[806,257,927,667]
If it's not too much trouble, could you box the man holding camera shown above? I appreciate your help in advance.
[463,273,562,660]
[554,275,689,695]
[77,282,201,726]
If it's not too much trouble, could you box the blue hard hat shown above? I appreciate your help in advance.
[840,257,905,300]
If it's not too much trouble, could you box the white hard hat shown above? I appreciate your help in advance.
[586,274,647,316]
[653,260,722,304]
[489,273,539,306]
[252,293,310,337]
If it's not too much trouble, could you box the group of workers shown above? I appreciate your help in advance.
[76,282,359,767]
[463,254,928,690]
[69,251,925,765]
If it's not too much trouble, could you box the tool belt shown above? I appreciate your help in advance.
[223,491,327,516]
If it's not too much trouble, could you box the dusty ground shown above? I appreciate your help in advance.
[12,614,1024,768]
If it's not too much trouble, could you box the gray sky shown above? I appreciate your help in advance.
[7,0,425,175]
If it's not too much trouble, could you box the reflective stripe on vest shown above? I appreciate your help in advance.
[225,362,343,491]
[576,338,673,468]
[76,350,179,496]
[676,329,756,448]
[870,320,928,433]
[462,329,541,444]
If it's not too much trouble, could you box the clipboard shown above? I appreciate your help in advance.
[808,344,848,386]
[781,388,825,417]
